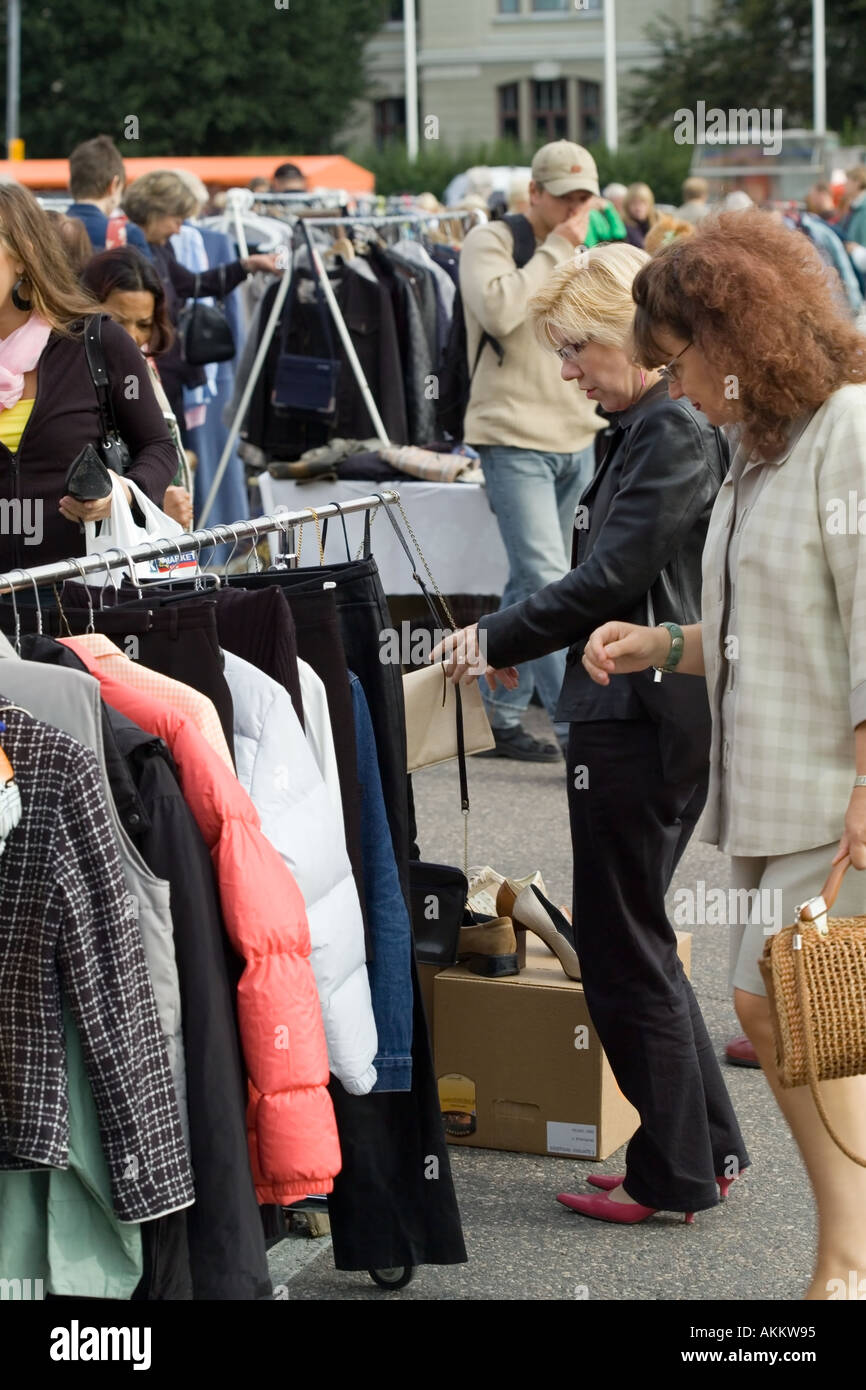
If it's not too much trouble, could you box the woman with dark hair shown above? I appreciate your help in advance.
[0,182,176,570]
[82,246,192,527]
[582,208,866,1296]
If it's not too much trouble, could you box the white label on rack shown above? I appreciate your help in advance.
[546,1121,597,1157]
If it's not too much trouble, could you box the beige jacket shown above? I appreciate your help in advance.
[699,383,866,857]
[459,220,604,453]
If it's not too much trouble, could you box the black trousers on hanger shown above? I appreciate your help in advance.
[56,592,236,760]
[209,584,305,731]
[567,719,749,1212]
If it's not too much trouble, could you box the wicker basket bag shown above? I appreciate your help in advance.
[759,854,866,1166]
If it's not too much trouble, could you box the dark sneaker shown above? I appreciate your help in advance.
[477,724,562,762]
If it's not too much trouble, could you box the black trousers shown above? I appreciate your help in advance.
[567,719,749,1212]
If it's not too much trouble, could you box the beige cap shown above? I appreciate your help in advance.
[531,140,599,197]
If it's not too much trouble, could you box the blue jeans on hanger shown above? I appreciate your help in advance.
[476,443,596,736]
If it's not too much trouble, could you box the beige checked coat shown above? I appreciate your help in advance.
[698,383,866,857]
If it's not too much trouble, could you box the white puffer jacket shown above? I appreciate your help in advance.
[222,651,377,1096]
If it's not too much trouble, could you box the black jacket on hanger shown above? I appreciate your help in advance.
[244,263,409,459]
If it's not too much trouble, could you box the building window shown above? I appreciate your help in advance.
[499,83,520,140]
[374,97,406,149]
[532,0,568,10]
[578,80,601,144]
[498,0,521,11]
[532,80,568,141]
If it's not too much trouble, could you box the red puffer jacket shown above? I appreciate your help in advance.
[62,637,341,1201]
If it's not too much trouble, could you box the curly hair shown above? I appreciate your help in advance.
[631,208,866,458]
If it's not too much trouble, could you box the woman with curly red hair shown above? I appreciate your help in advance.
[582,208,866,1297]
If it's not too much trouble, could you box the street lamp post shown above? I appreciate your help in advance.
[404,0,419,162]
[603,0,618,153]
[812,0,826,137]
[6,0,21,160]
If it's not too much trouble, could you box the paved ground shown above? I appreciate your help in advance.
[268,708,813,1302]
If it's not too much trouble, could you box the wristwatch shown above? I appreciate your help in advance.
[653,621,685,675]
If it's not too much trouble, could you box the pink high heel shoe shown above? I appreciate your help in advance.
[557,1189,694,1225]
[587,1170,742,1200]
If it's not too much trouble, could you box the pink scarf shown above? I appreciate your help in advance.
[0,312,51,409]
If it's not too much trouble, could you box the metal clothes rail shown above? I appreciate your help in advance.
[0,492,399,595]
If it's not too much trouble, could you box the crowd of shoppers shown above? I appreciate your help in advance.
[433,138,866,1297]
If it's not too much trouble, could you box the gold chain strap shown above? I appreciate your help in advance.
[297,508,324,566]
[393,498,457,630]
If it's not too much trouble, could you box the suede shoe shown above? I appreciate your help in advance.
[457,916,519,976]
[477,724,562,762]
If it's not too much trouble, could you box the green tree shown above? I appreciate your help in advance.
[1,0,384,157]
[626,0,866,138]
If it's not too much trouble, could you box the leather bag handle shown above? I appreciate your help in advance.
[797,854,852,922]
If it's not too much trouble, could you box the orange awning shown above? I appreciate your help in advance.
[0,154,374,193]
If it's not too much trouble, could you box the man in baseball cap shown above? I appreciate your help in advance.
[457,141,607,761]
[530,140,600,198]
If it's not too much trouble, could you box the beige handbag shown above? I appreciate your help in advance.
[404,662,495,773]
[759,853,866,1166]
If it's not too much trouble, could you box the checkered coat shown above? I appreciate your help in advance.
[0,707,194,1222]
[699,383,866,856]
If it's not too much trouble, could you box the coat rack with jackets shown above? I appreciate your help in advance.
[0,494,466,1299]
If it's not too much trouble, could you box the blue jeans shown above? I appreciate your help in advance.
[477,443,596,735]
[349,672,413,1093]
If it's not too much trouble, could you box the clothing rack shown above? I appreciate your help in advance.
[198,208,479,528]
[0,492,399,595]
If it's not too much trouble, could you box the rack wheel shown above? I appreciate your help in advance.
[368,1265,415,1289]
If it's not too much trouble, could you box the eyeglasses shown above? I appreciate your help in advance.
[555,341,589,363]
[659,341,693,384]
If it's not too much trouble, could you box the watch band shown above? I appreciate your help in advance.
[653,621,685,674]
[854,775,866,789]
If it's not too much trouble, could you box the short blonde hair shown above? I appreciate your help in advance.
[529,243,650,353]
[122,170,198,227]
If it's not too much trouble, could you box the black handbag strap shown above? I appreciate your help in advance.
[83,314,121,444]
[320,502,351,561]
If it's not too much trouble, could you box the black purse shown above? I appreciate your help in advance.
[271,268,341,417]
[409,861,468,967]
[178,268,236,366]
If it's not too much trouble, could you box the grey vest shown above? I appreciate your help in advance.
[0,633,189,1146]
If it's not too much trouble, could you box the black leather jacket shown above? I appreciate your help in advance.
[480,381,728,769]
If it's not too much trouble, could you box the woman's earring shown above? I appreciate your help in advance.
[11,277,31,311]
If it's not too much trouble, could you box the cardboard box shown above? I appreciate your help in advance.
[434,932,692,1161]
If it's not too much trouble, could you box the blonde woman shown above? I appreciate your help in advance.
[623,181,660,249]
[582,210,866,1295]
[432,243,748,1224]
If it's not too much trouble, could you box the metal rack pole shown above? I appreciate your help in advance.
[0,492,398,595]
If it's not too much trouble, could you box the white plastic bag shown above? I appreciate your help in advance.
[84,473,198,587]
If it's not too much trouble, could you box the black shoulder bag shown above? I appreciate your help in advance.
[178,267,236,366]
[64,315,131,503]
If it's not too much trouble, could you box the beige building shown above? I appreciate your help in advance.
[345,0,713,151]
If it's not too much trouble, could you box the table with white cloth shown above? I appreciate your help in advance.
[256,475,508,597]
